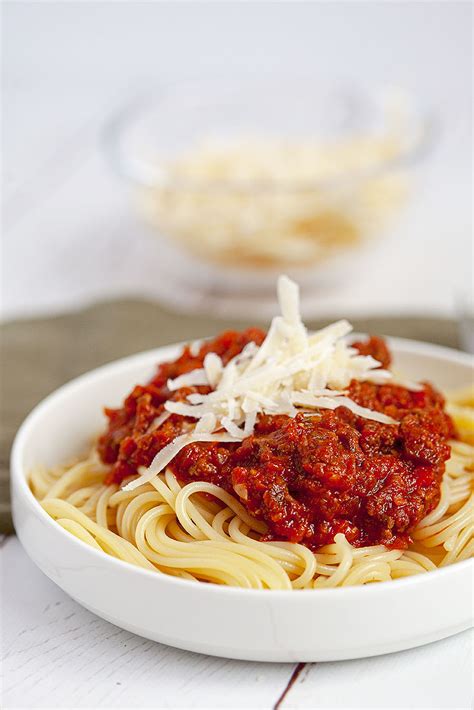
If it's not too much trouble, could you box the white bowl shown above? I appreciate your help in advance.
[11,338,474,662]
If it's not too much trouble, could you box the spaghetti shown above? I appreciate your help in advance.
[30,277,474,589]
[31,415,473,589]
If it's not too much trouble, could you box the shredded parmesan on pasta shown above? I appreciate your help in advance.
[124,276,417,491]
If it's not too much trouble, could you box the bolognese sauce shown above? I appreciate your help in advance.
[98,330,455,550]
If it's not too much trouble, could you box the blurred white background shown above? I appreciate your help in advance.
[2,1,472,320]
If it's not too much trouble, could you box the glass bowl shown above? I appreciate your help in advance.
[103,78,436,315]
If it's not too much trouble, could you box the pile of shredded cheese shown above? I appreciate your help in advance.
[124,276,417,492]
[140,133,409,267]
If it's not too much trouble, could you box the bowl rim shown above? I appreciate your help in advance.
[102,78,438,192]
[11,336,474,599]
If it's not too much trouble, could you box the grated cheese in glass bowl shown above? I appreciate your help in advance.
[103,78,435,316]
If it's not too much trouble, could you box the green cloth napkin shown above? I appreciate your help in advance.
[0,298,461,533]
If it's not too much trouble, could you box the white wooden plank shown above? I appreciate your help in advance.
[281,629,473,709]
[2,536,294,709]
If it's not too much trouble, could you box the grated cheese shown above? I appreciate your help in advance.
[139,117,413,268]
[123,275,417,491]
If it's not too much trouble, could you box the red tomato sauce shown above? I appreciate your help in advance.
[98,330,455,550]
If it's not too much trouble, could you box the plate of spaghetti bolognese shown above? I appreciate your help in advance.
[11,277,473,661]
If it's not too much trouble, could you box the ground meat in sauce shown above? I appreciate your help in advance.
[98,331,455,550]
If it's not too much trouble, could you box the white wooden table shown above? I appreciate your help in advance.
[2,4,472,708]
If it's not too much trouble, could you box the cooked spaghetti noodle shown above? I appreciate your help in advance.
[31,400,473,589]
